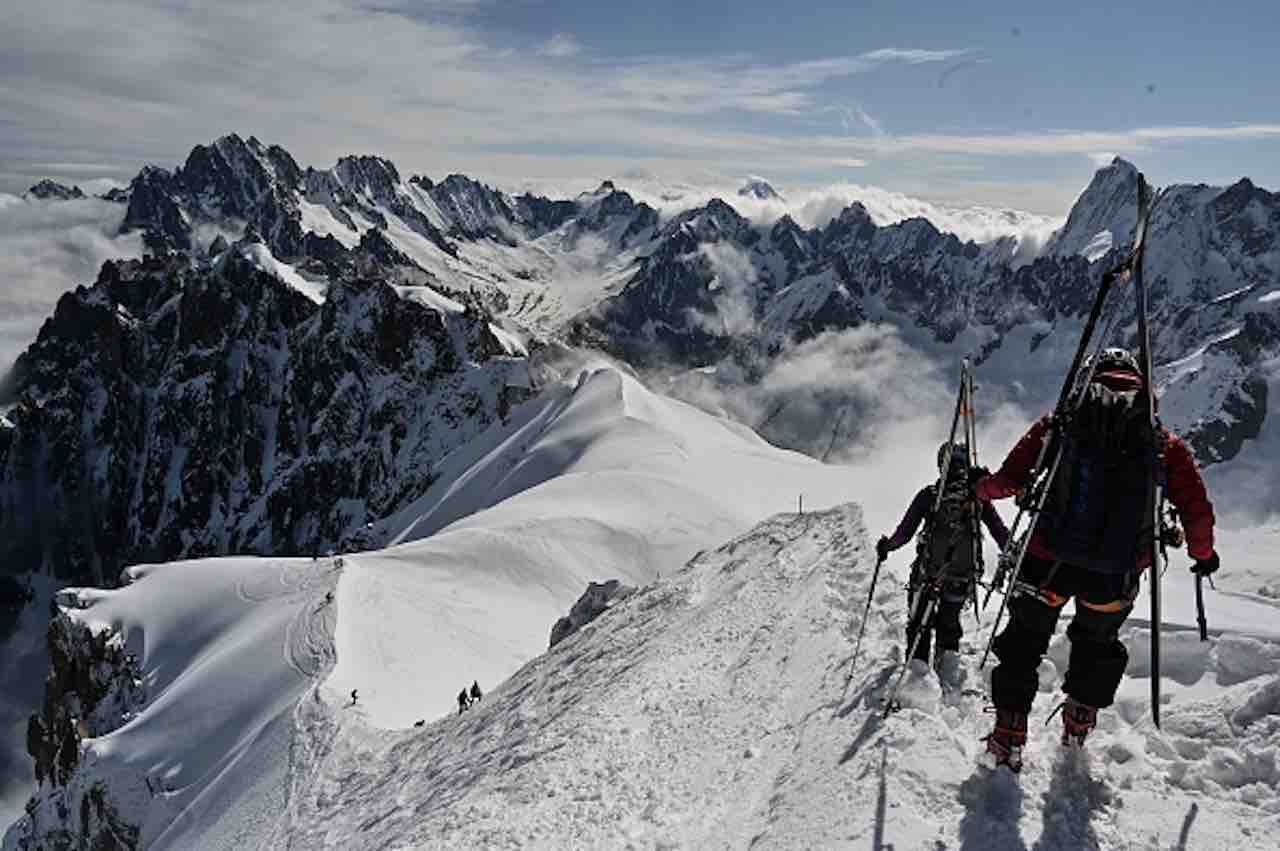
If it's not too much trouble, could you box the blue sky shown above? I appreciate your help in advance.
[1,0,1277,212]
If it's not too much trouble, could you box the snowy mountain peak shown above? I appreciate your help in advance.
[738,175,782,201]
[1044,157,1142,261]
[333,154,403,197]
[429,174,517,241]
[770,213,803,235]
[573,180,621,206]
[665,197,751,244]
[819,201,876,248]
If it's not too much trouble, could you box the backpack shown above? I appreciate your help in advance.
[1038,381,1158,573]
[919,457,980,580]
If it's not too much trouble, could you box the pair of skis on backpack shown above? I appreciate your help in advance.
[862,172,1208,748]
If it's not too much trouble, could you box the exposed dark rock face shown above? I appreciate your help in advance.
[24,181,85,202]
[6,608,144,851]
[428,175,518,243]
[0,575,34,638]
[0,253,531,584]
[549,580,637,647]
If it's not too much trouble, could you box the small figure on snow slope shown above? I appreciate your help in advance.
[976,349,1219,771]
[877,442,1009,669]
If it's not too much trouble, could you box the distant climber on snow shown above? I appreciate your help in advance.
[975,348,1218,771]
[878,442,1009,670]
[457,688,470,715]
[469,681,483,704]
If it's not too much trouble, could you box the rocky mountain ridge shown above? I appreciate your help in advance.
[574,159,1279,465]
[7,139,1278,584]
[0,248,531,584]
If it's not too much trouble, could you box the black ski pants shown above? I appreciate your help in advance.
[907,574,970,663]
[991,555,1138,713]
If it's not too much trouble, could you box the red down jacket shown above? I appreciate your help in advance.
[976,374,1216,565]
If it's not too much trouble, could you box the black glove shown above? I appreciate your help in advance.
[968,466,991,488]
[876,536,891,561]
[1191,551,1220,577]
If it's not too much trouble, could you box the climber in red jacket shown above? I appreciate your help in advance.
[974,348,1218,771]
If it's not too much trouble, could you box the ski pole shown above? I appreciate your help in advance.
[851,552,887,673]
[1195,574,1208,642]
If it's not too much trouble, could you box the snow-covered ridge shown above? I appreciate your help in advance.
[12,501,1278,849]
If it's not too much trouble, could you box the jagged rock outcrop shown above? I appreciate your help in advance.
[5,607,145,851]
[24,181,85,202]
[549,579,637,648]
[0,252,531,584]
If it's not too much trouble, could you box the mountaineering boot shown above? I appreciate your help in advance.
[984,707,1027,773]
[1060,696,1097,747]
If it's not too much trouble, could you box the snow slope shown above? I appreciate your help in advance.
[7,478,1279,847]
[1,556,341,851]
[285,506,1279,849]
[328,365,863,727]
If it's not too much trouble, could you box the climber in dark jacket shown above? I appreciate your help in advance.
[877,442,1010,666]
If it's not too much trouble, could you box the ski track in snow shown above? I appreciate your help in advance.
[266,506,1278,850]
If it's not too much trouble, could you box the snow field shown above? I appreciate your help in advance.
[5,556,343,851]
[286,505,1280,849]
[334,366,864,726]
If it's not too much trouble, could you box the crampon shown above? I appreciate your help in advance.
[983,707,1028,773]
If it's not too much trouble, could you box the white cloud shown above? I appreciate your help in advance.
[2,2,1274,209]
[0,1,974,191]
[688,243,759,336]
[545,172,1061,247]
[539,33,583,58]
[0,195,142,376]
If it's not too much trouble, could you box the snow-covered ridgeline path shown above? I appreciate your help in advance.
[281,506,1279,849]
